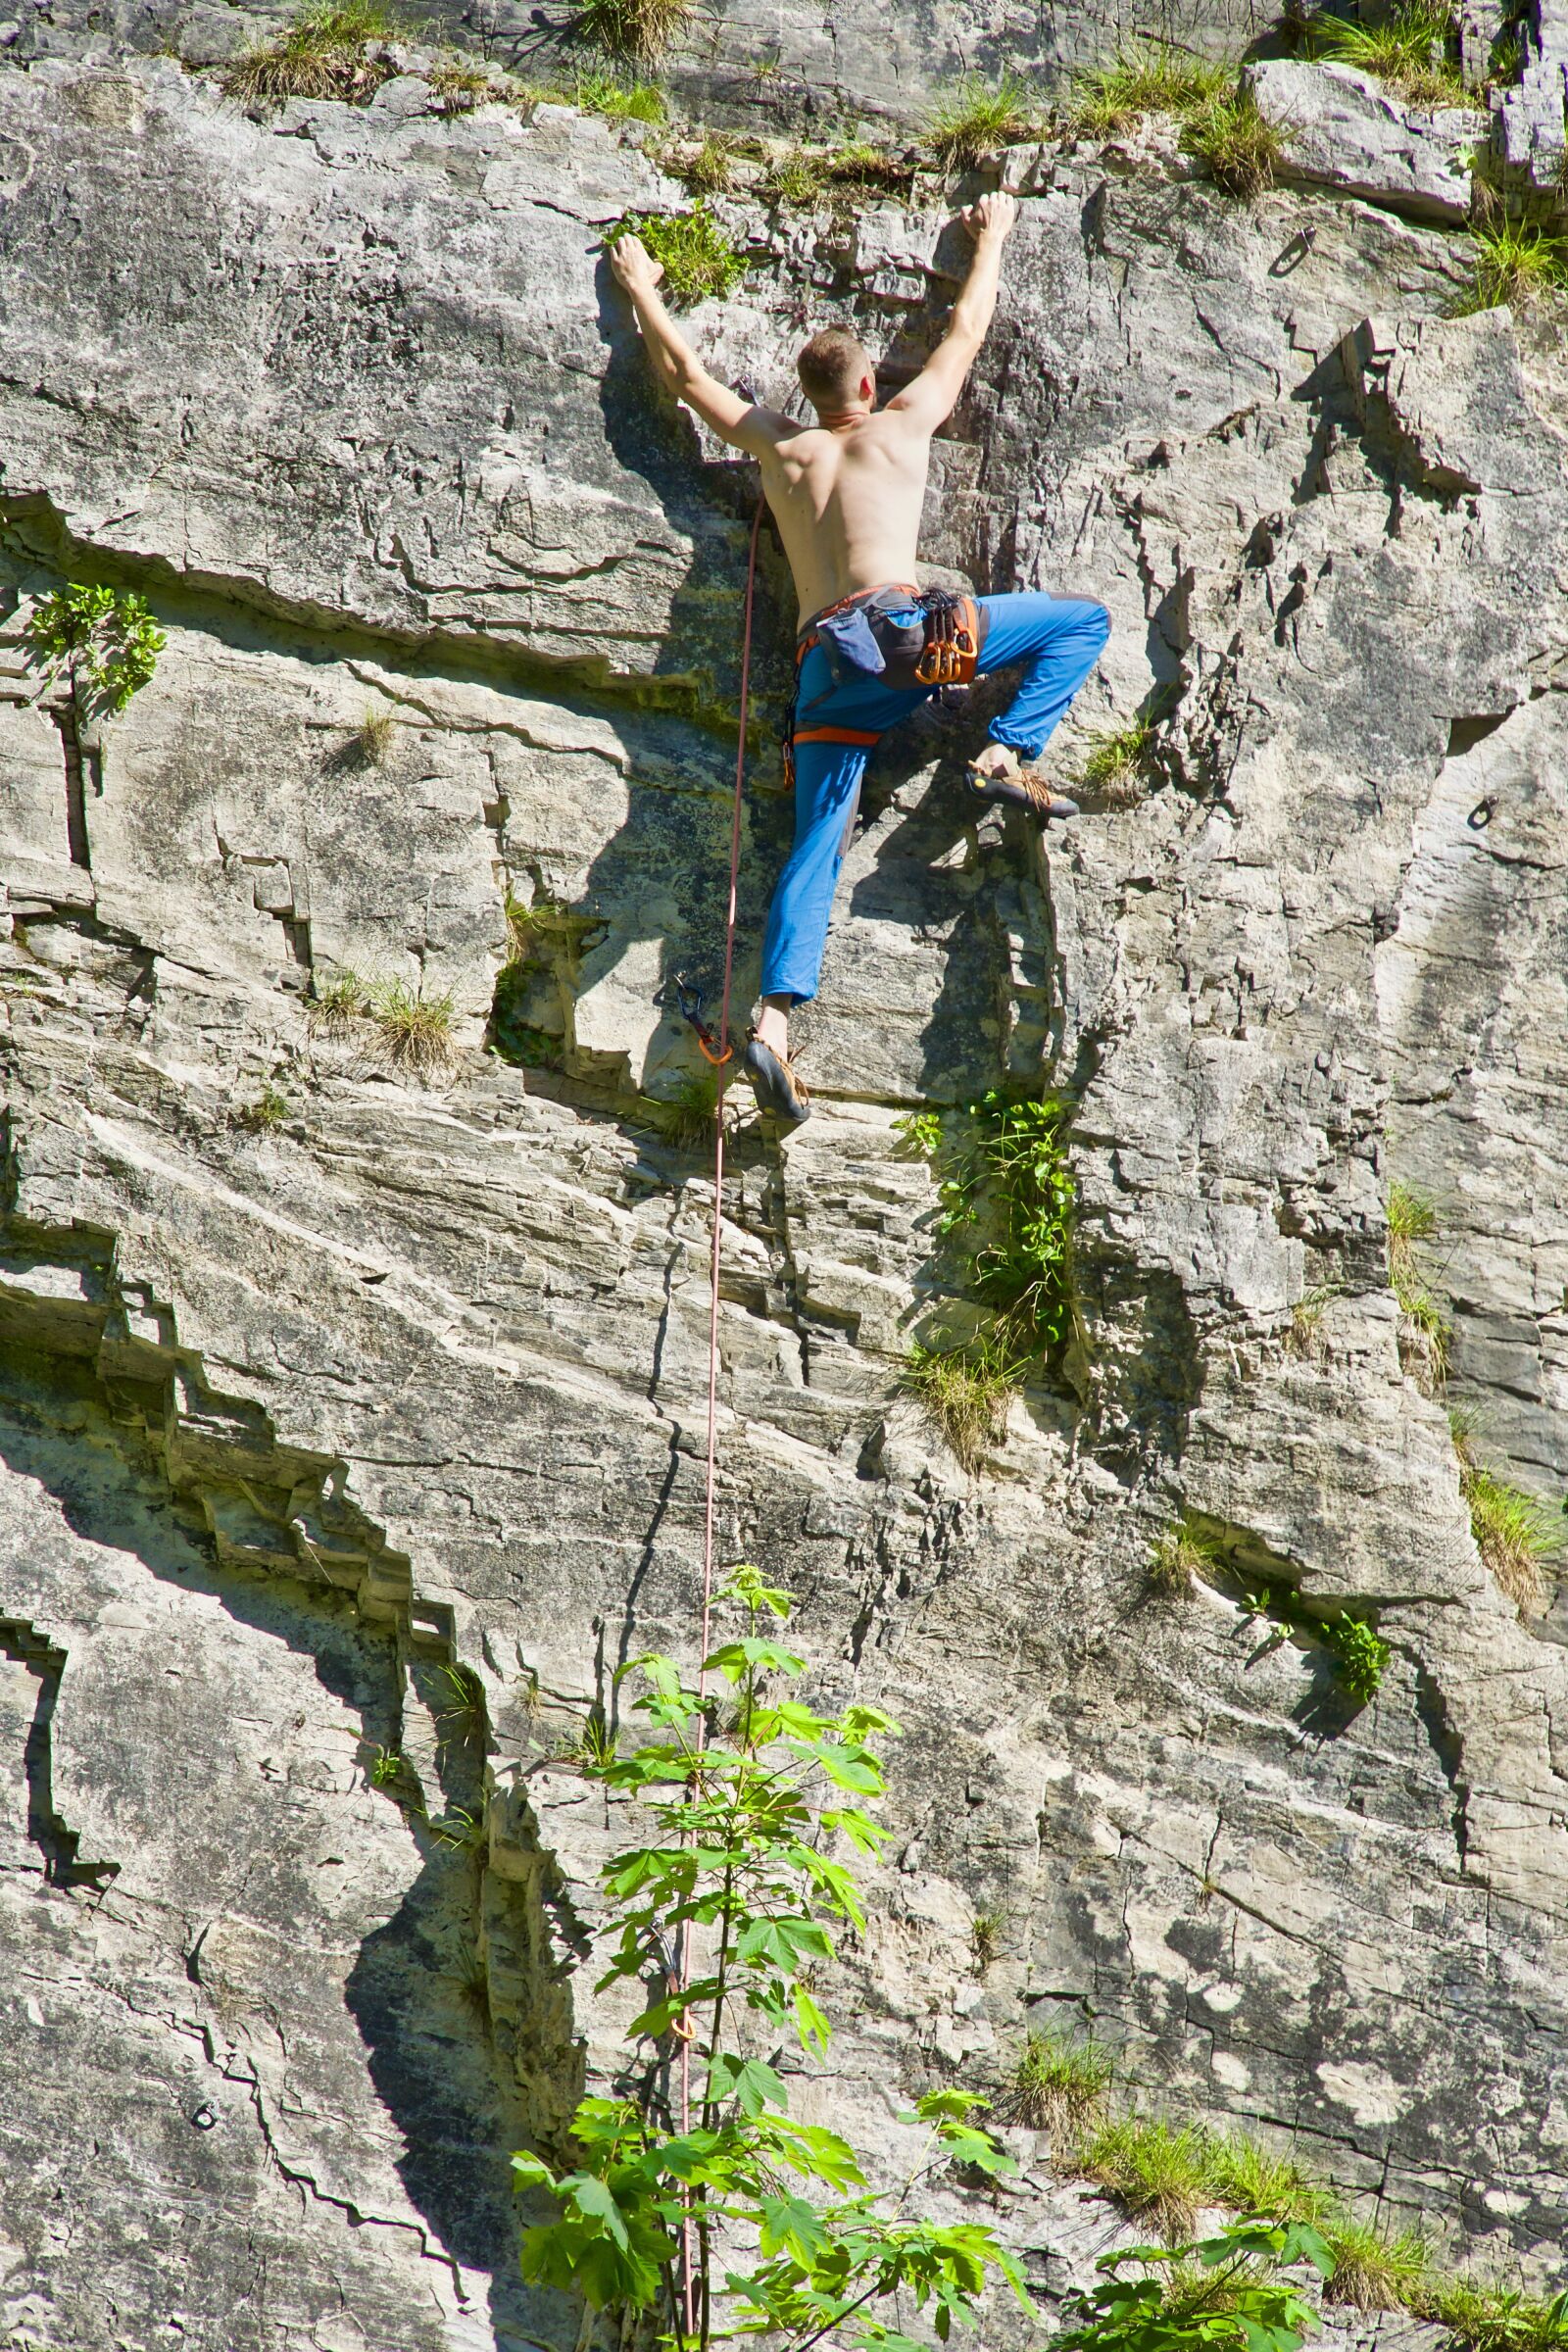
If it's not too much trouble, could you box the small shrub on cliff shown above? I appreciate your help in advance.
[1067,46,1227,136]
[567,0,694,66]
[1003,2026,1114,2135]
[606,205,745,305]
[222,0,398,104]
[23,584,166,715]
[1323,1614,1390,1703]
[922,74,1043,170]
[513,1566,1027,2344]
[1183,86,1282,197]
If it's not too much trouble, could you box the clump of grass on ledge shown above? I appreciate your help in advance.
[1183,84,1282,197]
[556,66,668,122]
[1387,1178,1450,1391]
[356,705,397,766]
[1421,2274,1568,2352]
[1287,1280,1340,1361]
[364,976,457,1075]
[1067,45,1228,137]
[1453,218,1568,317]
[1148,1519,1221,1598]
[310,964,369,1024]
[566,0,694,66]
[921,73,1043,171]
[902,1334,1022,1472]
[233,1081,290,1133]
[606,205,744,305]
[1076,712,1156,806]
[681,131,740,193]
[1322,2214,1432,2311]
[1002,2025,1114,2136]
[1306,0,1466,108]
[427,55,497,113]
[640,1070,718,1151]
[1203,2129,1334,2227]
[1077,2114,1215,2239]
[221,0,397,105]
[1450,1411,1561,1610]
[970,1905,1006,1970]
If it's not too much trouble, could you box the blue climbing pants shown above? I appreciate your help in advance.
[760,591,1110,1006]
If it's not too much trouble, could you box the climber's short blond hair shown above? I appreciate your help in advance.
[797,327,874,413]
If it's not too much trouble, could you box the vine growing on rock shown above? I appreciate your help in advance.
[513,1566,1028,2350]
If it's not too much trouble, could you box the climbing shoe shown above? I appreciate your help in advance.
[967,749,1079,824]
[744,1031,811,1127]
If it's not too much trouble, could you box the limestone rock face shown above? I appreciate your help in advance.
[1245,57,1483,221]
[3,49,1568,2352]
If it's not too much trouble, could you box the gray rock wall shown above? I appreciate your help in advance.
[2,46,1567,2352]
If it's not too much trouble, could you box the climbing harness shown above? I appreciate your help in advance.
[781,582,990,786]
[675,495,763,2337]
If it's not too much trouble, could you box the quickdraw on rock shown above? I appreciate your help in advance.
[661,970,734,1067]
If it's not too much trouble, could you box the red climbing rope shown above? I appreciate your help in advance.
[678,494,763,2337]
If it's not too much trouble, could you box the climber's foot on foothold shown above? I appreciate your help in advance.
[744,1031,811,1127]
[967,747,1079,823]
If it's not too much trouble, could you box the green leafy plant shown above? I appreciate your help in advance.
[1148,1522,1220,1598]
[921,74,1042,170]
[1454,219,1568,316]
[760,147,829,206]
[567,0,694,66]
[1322,1616,1390,1704]
[1450,1412,1561,1609]
[1386,1180,1450,1390]
[1054,2216,1335,2352]
[1183,86,1282,197]
[607,205,745,305]
[23,584,167,715]
[892,1106,944,1158]
[513,1565,1029,2348]
[557,1711,620,1769]
[1307,1,1465,105]
[901,1333,1025,1473]
[1002,2025,1114,2135]
[221,0,398,104]
[1068,46,1228,136]
[368,1742,408,1788]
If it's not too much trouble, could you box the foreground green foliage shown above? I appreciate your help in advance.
[896,1092,1075,1466]
[1056,2218,1334,2352]
[23,584,166,714]
[514,1568,1028,2350]
[921,74,1043,169]
[607,205,745,304]
[222,0,396,103]
[1306,1,1466,106]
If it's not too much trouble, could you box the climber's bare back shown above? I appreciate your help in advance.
[752,412,931,627]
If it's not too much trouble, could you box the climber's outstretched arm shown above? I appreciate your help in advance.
[885,191,1017,435]
[609,235,791,454]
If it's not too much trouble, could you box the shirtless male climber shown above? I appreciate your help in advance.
[610,190,1109,1127]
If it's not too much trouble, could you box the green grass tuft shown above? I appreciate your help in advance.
[680,132,740,193]
[921,73,1042,171]
[234,1081,290,1133]
[1076,713,1156,805]
[566,0,694,66]
[1068,46,1228,136]
[1077,2114,1215,2240]
[607,205,745,305]
[902,1334,1023,1473]
[970,1905,1006,1970]
[364,976,458,1075]
[1203,2130,1334,2226]
[1322,2215,1432,2312]
[1003,2026,1114,2135]
[1386,1179,1450,1390]
[1307,1,1466,106]
[221,0,398,105]
[1422,2276,1568,2352]
[311,965,369,1023]
[1183,85,1283,197]
[356,705,397,765]
[1287,1281,1340,1360]
[427,56,496,112]
[640,1070,718,1151]
[432,1662,487,1749]
[1450,1412,1561,1610]
[1454,219,1568,317]
[1148,1521,1220,1598]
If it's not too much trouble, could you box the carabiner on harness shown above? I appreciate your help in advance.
[660,971,734,1068]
